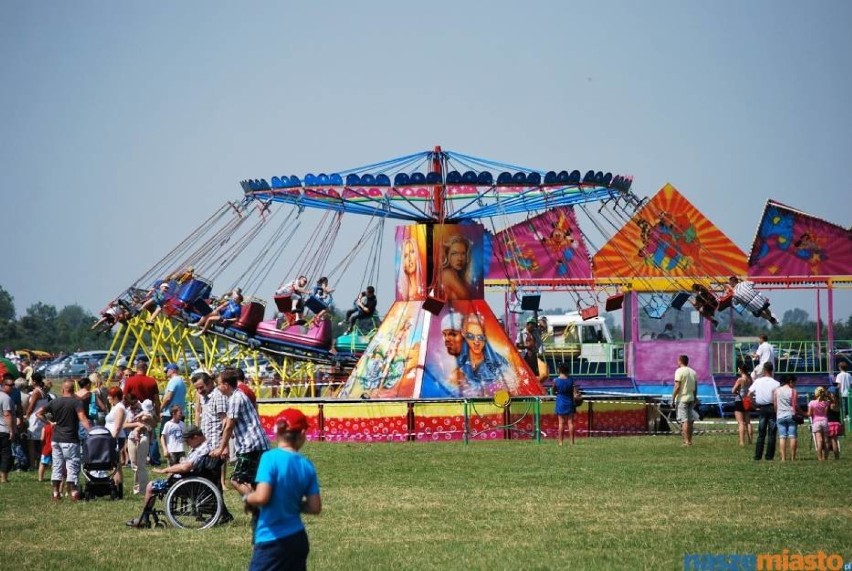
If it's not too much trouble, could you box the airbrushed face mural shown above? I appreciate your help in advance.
[419,300,540,398]
[338,299,542,399]
[395,225,427,301]
[339,301,425,399]
[434,224,484,301]
[340,221,545,400]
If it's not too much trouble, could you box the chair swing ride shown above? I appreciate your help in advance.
[98,146,774,398]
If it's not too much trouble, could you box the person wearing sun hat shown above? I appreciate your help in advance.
[245,408,322,571]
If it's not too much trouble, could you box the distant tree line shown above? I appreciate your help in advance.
[0,285,109,353]
[733,308,852,342]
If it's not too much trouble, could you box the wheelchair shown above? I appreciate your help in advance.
[138,468,229,530]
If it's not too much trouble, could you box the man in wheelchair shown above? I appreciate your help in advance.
[126,426,233,528]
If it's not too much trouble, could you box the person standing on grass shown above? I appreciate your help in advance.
[671,354,697,447]
[0,375,16,483]
[245,409,321,571]
[193,371,229,488]
[36,380,92,500]
[825,390,842,460]
[731,364,753,446]
[25,373,51,468]
[747,362,780,461]
[160,363,187,435]
[774,375,799,462]
[124,360,162,466]
[160,405,186,466]
[104,387,127,496]
[808,387,830,462]
[553,363,576,446]
[124,397,155,495]
[835,361,850,419]
[213,368,269,496]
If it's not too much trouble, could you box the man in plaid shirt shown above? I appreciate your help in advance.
[192,371,228,449]
[213,368,269,495]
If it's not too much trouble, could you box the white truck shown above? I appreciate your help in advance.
[539,312,624,375]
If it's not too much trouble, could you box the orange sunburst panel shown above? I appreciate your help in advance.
[592,183,747,282]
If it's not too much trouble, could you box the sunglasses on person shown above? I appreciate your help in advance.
[464,332,486,342]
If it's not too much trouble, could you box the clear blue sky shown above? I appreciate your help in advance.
[2,1,850,323]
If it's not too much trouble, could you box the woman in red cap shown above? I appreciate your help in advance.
[244,409,322,571]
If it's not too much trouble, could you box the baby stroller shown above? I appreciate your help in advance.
[81,426,122,500]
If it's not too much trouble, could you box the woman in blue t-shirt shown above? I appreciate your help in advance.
[554,363,577,446]
[244,409,321,571]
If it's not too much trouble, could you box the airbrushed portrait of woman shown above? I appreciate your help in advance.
[440,234,474,300]
[396,237,424,301]
[337,303,423,399]
[454,312,513,396]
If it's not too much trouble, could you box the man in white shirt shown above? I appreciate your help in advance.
[835,361,850,419]
[747,362,780,461]
[752,334,775,379]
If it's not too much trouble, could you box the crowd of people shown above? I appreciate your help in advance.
[0,357,323,569]
[670,333,848,461]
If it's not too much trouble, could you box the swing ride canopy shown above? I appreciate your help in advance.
[240,148,634,222]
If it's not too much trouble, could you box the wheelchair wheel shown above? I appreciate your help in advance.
[163,477,223,530]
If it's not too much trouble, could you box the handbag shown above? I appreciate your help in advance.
[742,395,753,412]
[573,386,584,407]
[792,413,805,425]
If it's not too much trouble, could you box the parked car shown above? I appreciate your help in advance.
[37,356,66,376]
[47,351,119,378]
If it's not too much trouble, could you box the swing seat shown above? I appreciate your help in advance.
[670,292,691,311]
[580,306,599,320]
[304,295,328,315]
[176,278,212,308]
[162,298,182,317]
[423,296,445,316]
[233,299,266,335]
[717,293,733,311]
[273,295,303,314]
[255,317,333,349]
[192,298,213,317]
[605,293,624,312]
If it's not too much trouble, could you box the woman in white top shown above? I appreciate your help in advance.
[104,386,127,496]
[24,373,51,467]
[774,375,798,462]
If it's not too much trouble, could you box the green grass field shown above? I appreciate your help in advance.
[1,435,849,570]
